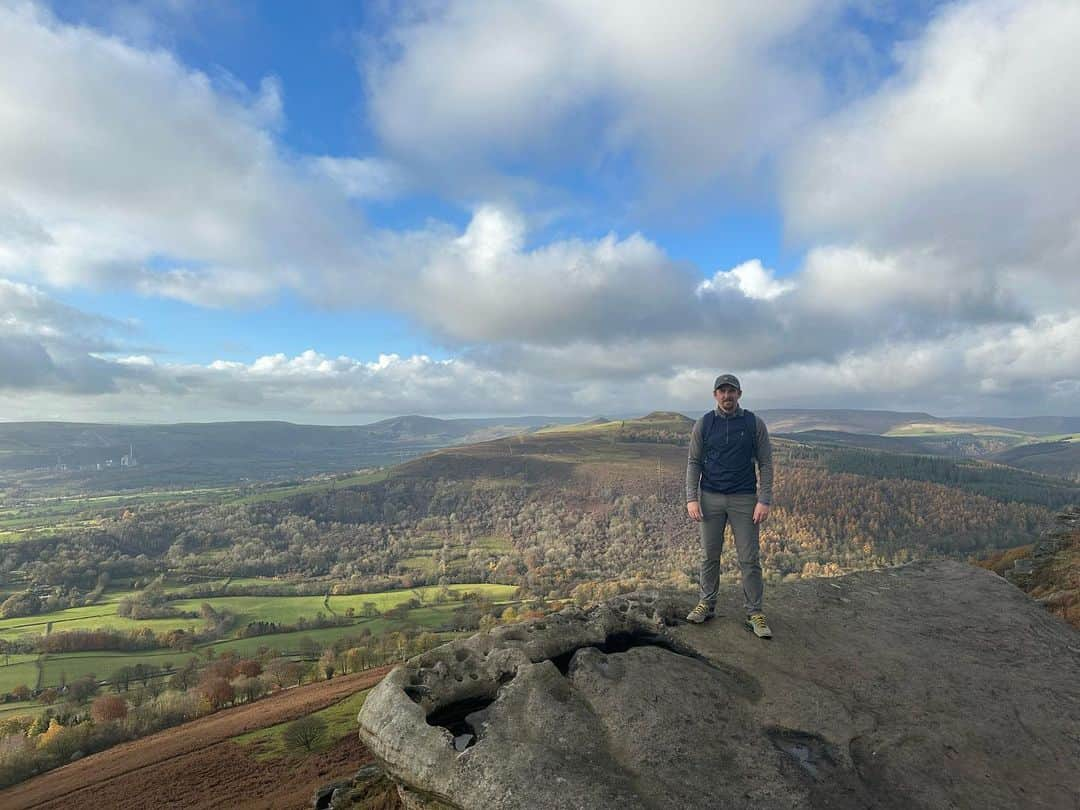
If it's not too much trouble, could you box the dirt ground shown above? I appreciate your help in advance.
[0,666,393,810]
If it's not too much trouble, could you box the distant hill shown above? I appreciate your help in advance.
[363,414,583,440]
[758,408,936,435]
[958,415,1080,435]
[3,408,1078,494]
[0,416,582,494]
[988,439,1080,480]
[758,408,1080,480]
[640,411,693,423]
[768,429,935,454]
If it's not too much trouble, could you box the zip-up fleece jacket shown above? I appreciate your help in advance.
[685,406,773,505]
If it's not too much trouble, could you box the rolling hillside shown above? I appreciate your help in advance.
[2,412,1075,604]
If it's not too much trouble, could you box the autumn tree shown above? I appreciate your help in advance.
[65,674,99,705]
[37,688,59,706]
[36,718,65,749]
[265,658,305,689]
[91,694,128,723]
[199,677,235,710]
[234,659,262,678]
[232,676,266,704]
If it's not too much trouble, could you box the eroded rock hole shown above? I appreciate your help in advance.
[423,669,517,750]
[426,695,495,752]
[548,630,703,676]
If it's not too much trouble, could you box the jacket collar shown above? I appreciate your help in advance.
[713,405,744,419]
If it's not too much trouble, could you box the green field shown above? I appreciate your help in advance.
[0,648,202,694]
[0,588,195,640]
[398,534,511,575]
[0,701,41,721]
[0,484,235,544]
[884,422,1028,438]
[0,597,137,635]
[536,420,619,434]
[0,582,516,639]
[170,583,514,627]
[0,583,515,692]
[207,615,457,659]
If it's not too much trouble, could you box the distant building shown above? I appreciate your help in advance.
[121,444,138,467]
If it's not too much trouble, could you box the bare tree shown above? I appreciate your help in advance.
[283,715,327,754]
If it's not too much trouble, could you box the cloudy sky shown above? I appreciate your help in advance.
[1,0,1078,423]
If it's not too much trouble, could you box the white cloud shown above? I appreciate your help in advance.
[0,279,137,394]
[796,244,1022,328]
[370,205,702,345]
[309,156,411,201]
[783,0,1080,282]
[0,2,359,305]
[0,346,544,422]
[965,313,1080,394]
[0,279,125,349]
[365,0,832,197]
[698,260,795,301]
[3,285,1077,419]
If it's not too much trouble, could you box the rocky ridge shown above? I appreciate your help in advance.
[357,561,1080,809]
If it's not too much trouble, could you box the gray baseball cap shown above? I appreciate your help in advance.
[713,373,741,391]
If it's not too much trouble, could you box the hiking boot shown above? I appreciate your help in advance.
[685,602,715,623]
[745,612,773,639]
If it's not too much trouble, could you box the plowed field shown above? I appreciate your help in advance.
[0,666,392,810]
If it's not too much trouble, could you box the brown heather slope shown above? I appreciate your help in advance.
[0,666,391,810]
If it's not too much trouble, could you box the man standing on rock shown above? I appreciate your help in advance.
[685,374,774,638]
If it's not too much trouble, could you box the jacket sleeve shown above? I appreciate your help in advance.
[754,415,773,505]
[685,417,704,502]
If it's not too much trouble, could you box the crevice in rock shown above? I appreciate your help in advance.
[766,728,841,781]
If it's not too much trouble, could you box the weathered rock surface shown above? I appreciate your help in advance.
[358,562,1080,809]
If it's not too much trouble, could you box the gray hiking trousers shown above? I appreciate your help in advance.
[697,490,763,615]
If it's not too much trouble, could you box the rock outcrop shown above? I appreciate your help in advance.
[1006,505,1079,628]
[358,561,1080,809]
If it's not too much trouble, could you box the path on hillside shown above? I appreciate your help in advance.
[0,665,392,810]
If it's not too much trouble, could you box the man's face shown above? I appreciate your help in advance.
[714,385,741,413]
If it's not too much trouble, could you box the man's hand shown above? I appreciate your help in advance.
[753,503,770,524]
[687,501,703,521]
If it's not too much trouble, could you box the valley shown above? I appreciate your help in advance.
[0,410,1075,794]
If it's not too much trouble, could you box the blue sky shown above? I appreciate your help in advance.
[1,0,1079,422]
